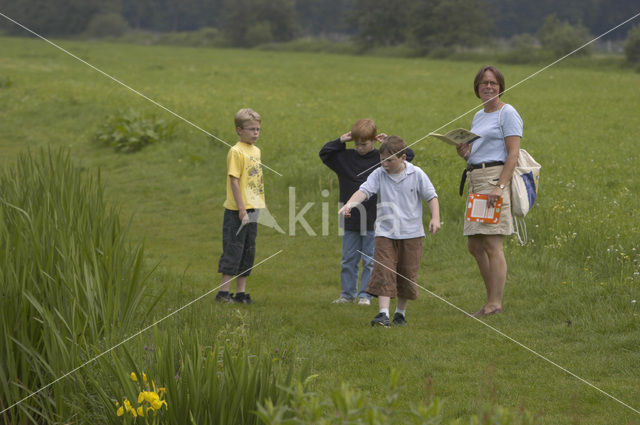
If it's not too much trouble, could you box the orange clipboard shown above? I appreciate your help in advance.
[466,193,503,224]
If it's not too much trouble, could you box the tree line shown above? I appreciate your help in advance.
[0,0,638,47]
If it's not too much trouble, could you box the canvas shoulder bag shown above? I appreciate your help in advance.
[498,105,541,244]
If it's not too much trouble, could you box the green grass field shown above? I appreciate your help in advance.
[1,36,640,424]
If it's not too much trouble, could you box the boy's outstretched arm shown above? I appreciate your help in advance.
[427,197,441,234]
[338,190,367,218]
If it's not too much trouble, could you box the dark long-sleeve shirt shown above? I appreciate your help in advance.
[319,138,415,232]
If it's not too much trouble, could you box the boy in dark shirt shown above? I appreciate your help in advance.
[320,119,414,305]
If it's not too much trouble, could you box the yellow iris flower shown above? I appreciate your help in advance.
[118,372,168,418]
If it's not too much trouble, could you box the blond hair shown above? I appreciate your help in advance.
[235,108,262,128]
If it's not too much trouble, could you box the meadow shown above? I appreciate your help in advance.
[0,36,639,424]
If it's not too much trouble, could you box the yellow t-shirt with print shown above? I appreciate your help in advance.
[223,141,265,210]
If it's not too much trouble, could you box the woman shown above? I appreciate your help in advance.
[456,65,523,317]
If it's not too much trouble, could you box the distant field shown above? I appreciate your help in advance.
[1,36,639,424]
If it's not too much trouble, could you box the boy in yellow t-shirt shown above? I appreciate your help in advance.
[216,108,265,304]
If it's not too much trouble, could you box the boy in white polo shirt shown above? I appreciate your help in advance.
[339,136,440,327]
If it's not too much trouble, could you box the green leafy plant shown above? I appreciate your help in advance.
[93,110,176,153]
[257,369,542,425]
[257,369,445,425]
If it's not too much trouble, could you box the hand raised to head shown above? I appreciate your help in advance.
[375,133,388,143]
[339,131,353,143]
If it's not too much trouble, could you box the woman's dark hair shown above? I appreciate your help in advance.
[474,65,505,98]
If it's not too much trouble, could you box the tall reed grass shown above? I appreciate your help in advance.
[0,149,158,424]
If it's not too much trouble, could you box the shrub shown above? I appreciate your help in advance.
[93,109,176,153]
[245,21,274,47]
[624,24,640,64]
[85,12,130,38]
[537,14,591,57]
[510,33,537,50]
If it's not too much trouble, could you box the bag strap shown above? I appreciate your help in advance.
[514,215,527,245]
[499,104,528,245]
[498,103,507,141]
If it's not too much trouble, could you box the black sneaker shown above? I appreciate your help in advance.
[233,293,253,304]
[392,312,407,326]
[215,292,233,303]
[371,313,390,327]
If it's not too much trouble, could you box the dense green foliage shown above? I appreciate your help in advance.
[537,14,592,57]
[85,12,130,38]
[222,0,300,47]
[0,0,637,43]
[0,37,639,424]
[349,0,493,51]
[490,0,639,38]
[93,110,176,153]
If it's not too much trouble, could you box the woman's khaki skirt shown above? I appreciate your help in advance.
[463,165,513,236]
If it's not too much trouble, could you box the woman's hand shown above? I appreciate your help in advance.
[488,186,503,208]
[456,142,470,160]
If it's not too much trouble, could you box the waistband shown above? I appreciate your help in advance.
[459,161,504,196]
[225,208,256,213]
[466,161,504,172]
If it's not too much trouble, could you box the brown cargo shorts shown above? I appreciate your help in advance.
[366,236,422,300]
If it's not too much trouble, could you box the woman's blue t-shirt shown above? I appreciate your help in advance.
[468,104,523,165]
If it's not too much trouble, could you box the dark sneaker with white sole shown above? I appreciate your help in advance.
[371,313,391,327]
[215,292,233,303]
[233,293,253,304]
[392,312,407,326]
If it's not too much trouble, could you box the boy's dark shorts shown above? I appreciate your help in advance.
[218,209,258,276]
[366,236,423,300]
